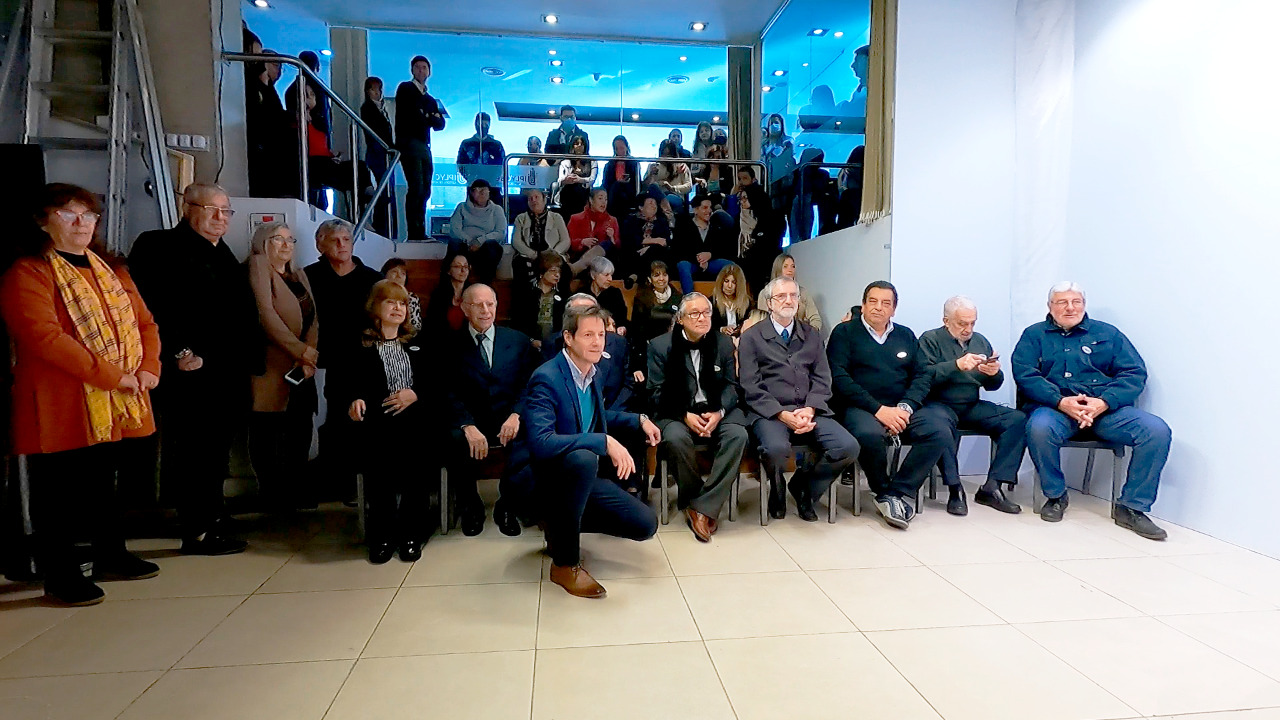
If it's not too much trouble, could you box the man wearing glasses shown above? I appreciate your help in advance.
[739,277,857,521]
[129,184,257,555]
[1012,282,1170,539]
[646,293,748,542]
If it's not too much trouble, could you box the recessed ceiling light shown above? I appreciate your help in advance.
[712,116,720,122]
[548,49,557,55]
[834,120,842,126]
[761,85,773,93]
[631,113,640,120]
[481,66,505,77]
[666,75,689,84]
[807,28,828,36]
[542,14,558,24]
[798,142,808,147]
[689,21,707,31]
[320,49,332,56]
[834,31,844,37]
[550,59,563,67]
[679,55,687,62]
[253,0,268,7]
[547,109,557,115]
[772,69,786,77]
[802,62,809,67]
[550,75,564,84]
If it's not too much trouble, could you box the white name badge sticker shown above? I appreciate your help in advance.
[897,351,908,358]
[1081,345,1092,354]
[601,351,612,359]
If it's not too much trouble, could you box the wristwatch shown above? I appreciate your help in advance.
[174,348,193,360]
[896,402,914,416]
[638,414,650,425]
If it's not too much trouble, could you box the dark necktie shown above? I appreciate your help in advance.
[781,328,791,344]
[477,333,491,368]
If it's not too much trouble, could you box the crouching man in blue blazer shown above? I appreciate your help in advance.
[526,303,661,598]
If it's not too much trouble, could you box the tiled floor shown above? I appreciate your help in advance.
[4,478,1280,720]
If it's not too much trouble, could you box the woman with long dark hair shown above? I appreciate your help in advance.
[555,135,596,218]
[602,135,640,219]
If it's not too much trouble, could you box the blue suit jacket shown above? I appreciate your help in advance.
[523,352,641,462]
[540,331,635,411]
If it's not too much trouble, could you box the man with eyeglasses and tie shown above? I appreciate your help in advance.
[1012,281,1170,539]
[738,276,857,521]
[129,183,258,555]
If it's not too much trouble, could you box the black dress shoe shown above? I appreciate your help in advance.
[947,486,969,516]
[1114,506,1167,540]
[94,551,160,581]
[461,506,486,537]
[788,481,818,522]
[975,485,1022,514]
[1040,494,1068,522]
[368,542,395,564]
[45,574,105,606]
[495,502,522,537]
[398,539,423,562]
[768,480,787,519]
[180,534,248,556]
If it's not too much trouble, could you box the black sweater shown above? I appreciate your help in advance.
[916,326,1003,408]
[826,312,931,414]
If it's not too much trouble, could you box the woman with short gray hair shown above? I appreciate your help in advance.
[586,256,630,336]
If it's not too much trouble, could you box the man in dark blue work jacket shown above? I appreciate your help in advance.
[1011,282,1170,539]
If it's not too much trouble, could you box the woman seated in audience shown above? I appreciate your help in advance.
[447,178,507,284]
[735,181,782,296]
[620,188,673,287]
[628,259,683,370]
[247,222,319,513]
[755,253,823,329]
[348,280,433,564]
[426,251,471,332]
[511,250,566,349]
[566,188,620,279]
[689,121,715,177]
[602,135,640,219]
[694,139,732,197]
[511,186,571,290]
[711,262,753,338]
[519,135,549,166]
[737,309,771,363]
[0,183,162,605]
[380,258,422,331]
[585,256,630,336]
[555,135,596,218]
[643,139,693,215]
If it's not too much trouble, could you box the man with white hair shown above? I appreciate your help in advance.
[1012,282,1171,539]
[918,296,1026,515]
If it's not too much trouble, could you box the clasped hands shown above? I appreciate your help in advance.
[1058,394,1108,429]
[684,410,723,438]
[778,407,817,434]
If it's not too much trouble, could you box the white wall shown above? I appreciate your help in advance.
[787,219,892,332]
[1066,0,1280,556]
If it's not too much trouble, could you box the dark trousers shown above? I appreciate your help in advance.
[1026,406,1170,512]
[365,148,398,238]
[752,415,858,501]
[660,419,748,519]
[842,405,954,500]
[447,239,504,285]
[403,152,434,239]
[448,428,535,517]
[26,441,129,580]
[537,449,657,568]
[155,370,244,538]
[248,404,314,509]
[929,401,1027,486]
[362,412,431,544]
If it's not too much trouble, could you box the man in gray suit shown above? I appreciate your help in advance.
[738,277,858,521]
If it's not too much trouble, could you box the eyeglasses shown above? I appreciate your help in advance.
[54,209,100,225]
[771,292,799,301]
[684,310,711,320]
[267,234,295,244]
[187,203,235,218]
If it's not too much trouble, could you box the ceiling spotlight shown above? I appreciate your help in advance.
[802,62,809,67]
[689,21,707,31]
[772,69,786,77]
[550,59,563,67]
[547,109,557,115]
[807,28,828,36]
[548,49,557,55]
[480,66,505,77]
[761,85,773,93]
[319,49,332,56]
[712,116,720,122]
[834,31,844,37]
[550,75,564,84]
[542,14,558,24]
[666,74,689,84]
[253,0,268,7]
[679,55,687,62]
[631,113,640,120]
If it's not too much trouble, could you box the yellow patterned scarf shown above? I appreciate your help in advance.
[47,249,148,441]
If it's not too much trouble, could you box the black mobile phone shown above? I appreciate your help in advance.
[284,366,307,386]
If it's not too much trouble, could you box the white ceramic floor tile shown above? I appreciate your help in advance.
[1019,617,1280,716]
[117,660,352,720]
[707,633,941,720]
[402,533,545,586]
[537,576,700,648]
[1071,508,1244,557]
[679,571,855,639]
[1166,552,1280,606]
[0,596,243,677]
[868,625,1135,720]
[102,550,290,601]
[326,651,534,720]
[0,597,78,660]
[0,671,162,720]
[659,523,798,575]
[1161,611,1280,682]
[1051,558,1273,616]
[257,545,411,593]
[532,642,735,720]
[875,522,1036,565]
[1147,710,1280,720]
[560,532,674,579]
[363,583,539,657]
[765,521,922,570]
[177,589,394,667]
[978,513,1148,561]
[933,561,1143,624]
[809,566,1003,631]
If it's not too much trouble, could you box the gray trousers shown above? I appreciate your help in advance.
[660,419,749,520]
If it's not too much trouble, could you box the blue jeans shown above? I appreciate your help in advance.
[1025,405,1171,512]
[676,258,732,295]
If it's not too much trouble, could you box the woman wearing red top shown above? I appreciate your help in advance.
[302,85,353,206]
[566,188,620,278]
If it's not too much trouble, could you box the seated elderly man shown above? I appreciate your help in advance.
[918,296,1025,516]
[1012,281,1170,539]
[444,284,541,536]
[739,276,857,521]
[647,293,749,542]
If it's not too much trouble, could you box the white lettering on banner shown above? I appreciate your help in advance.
[510,165,557,189]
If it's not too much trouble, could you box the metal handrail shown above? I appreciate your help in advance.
[501,154,767,208]
[221,51,400,236]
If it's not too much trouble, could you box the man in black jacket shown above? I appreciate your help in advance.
[827,281,954,529]
[673,195,737,294]
[129,184,256,555]
[918,296,1025,515]
[445,284,541,536]
[739,277,857,521]
[395,55,446,239]
[647,293,748,542]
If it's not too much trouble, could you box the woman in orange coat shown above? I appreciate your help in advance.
[0,184,163,606]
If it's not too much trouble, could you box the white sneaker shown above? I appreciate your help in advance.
[875,495,910,530]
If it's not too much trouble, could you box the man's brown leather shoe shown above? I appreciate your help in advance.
[709,516,719,535]
[550,563,607,598]
[686,509,712,543]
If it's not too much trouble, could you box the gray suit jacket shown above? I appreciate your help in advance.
[737,319,834,422]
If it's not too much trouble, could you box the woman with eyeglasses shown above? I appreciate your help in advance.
[426,251,472,332]
[0,184,163,605]
[246,222,319,512]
